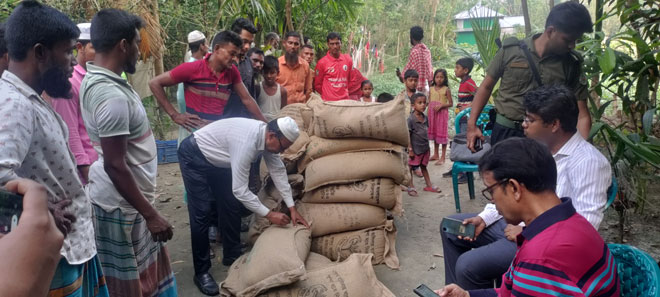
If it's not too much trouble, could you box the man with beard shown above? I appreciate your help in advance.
[247,48,265,74]
[276,31,313,104]
[80,8,177,296]
[0,2,108,296]
[222,18,261,118]
[49,23,98,184]
[315,32,354,101]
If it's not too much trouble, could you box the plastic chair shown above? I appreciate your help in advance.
[607,243,660,297]
[451,105,494,213]
[606,176,618,209]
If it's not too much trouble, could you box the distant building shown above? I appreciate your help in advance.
[454,4,525,45]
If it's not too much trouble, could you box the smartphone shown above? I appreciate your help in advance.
[0,189,23,234]
[474,138,483,152]
[414,284,437,297]
[441,217,476,238]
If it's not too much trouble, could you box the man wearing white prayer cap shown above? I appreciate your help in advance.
[177,116,309,295]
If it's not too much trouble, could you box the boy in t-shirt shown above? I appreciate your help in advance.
[406,93,440,196]
[257,56,288,121]
[454,57,477,113]
[394,69,419,115]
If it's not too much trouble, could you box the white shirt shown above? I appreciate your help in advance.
[193,118,294,216]
[478,133,611,229]
[0,71,97,264]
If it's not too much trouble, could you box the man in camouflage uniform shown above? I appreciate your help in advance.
[466,2,593,151]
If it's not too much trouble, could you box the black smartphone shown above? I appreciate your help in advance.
[414,284,438,297]
[0,189,23,234]
[441,217,476,238]
[474,138,483,152]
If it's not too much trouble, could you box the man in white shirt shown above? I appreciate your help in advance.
[440,85,611,289]
[178,116,309,295]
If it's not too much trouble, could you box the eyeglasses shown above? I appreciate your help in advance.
[481,179,510,201]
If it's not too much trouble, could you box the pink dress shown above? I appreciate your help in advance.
[428,86,449,144]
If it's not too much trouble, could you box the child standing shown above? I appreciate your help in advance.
[359,80,375,102]
[428,69,453,165]
[395,69,419,115]
[258,56,288,121]
[454,57,476,113]
[407,93,440,196]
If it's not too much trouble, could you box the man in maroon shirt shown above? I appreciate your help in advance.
[314,32,353,101]
[396,26,433,94]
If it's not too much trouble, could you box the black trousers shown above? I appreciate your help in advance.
[178,135,249,275]
[490,123,525,146]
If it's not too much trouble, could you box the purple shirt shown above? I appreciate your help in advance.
[51,64,98,179]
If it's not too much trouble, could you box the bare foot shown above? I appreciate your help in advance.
[430,154,439,161]
[435,158,445,165]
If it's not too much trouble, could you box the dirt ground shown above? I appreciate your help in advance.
[153,159,660,297]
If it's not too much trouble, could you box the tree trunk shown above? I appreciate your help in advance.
[429,0,439,43]
[595,0,604,32]
[285,0,294,32]
[548,0,554,10]
[521,0,532,37]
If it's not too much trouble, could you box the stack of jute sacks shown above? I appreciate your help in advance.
[221,224,395,297]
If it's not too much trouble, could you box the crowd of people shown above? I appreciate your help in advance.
[0,1,623,297]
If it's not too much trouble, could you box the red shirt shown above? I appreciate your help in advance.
[347,67,367,100]
[402,43,433,92]
[169,54,242,120]
[458,76,477,103]
[314,52,353,101]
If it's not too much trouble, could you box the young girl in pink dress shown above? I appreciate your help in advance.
[428,69,453,165]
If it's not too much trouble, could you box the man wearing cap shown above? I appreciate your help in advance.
[49,22,99,183]
[177,116,309,295]
[176,30,208,146]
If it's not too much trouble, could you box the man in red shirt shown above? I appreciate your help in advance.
[314,32,353,101]
[149,31,266,131]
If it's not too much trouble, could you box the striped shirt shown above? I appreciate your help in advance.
[470,198,619,297]
[169,54,242,120]
[457,76,477,103]
[478,133,611,229]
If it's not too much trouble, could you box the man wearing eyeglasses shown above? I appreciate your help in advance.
[435,137,618,297]
[177,116,309,295]
[440,85,611,290]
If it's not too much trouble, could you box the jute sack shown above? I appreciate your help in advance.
[221,225,311,297]
[301,178,403,216]
[297,136,403,172]
[258,254,395,297]
[296,202,386,237]
[246,195,283,245]
[308,95,409,146]
[304,151,408,191]
[280,131,310,173]
[310,220,399,269]
[304,252,333,271]
[265,174,304,202]
[276,103,311,131]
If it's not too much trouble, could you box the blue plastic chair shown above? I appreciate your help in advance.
[606,176,618,209]
[451,105,494,213]
[607,244,660,297]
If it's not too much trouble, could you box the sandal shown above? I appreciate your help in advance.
[423,186,441,193]
[407,187,419,197]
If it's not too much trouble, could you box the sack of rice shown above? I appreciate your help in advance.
[304,151,408,191]
[297,202,386,237]
[280,131,310,171]
[310,220,399,269]
[301,178,403,216]
[298,136,403,171]
[258,254,395,297]
[304,252,333,271]
[307,96,409,146]
[221,225,311,297]
[276,103,312,132]
[265,174,304,202]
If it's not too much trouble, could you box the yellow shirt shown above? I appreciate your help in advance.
[429,85,448,104]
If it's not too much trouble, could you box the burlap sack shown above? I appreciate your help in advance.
[301,178,403,216]
[221,225,312,297]
[265,174,304,202]
[304,151,408,191]
[304,252,333,271]
[247,195,280,245]
[297,202,386,237]
[297,136,403,171]
[258,254,396,297]
[308,95,409,146]
[310,220,399,269]
[276,103,313,133]
[280,131,310,173]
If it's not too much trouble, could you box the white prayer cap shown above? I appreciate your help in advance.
[277,117,299,142]
[77,23,91,41]
[187,30,206,43]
